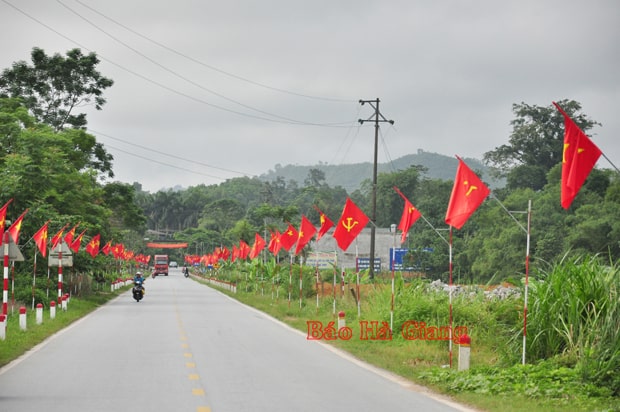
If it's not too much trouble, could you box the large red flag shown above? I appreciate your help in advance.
[332,198,369,251]
[294,215,317,255]
[394,187,421,244]
[32,221,50,257]
[249,233,266,260]
[280,223,299,252]
[553,102,602,209]
[85,234,101,258]
[313,206,334,240]
[8,209,28,244]
[0,199,13,244]
[445,156,490,229]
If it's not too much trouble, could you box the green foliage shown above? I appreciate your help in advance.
[517,256,620,395]
[0,47,114,132]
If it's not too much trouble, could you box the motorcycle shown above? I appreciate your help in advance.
[183,267,189,278]
[132,279,145,302]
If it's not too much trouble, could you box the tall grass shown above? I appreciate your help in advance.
[520,255,620,395]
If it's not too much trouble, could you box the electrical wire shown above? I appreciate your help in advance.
[56,0,355,126]
[73,0,355,104]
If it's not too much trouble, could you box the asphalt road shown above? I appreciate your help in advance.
[0,269,475,412]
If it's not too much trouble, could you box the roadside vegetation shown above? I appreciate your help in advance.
[195,256,620,412]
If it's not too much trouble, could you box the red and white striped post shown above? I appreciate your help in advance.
[57,247,63,301]
[2,231,9,316]
[50,300,56,319]
[36,303,43,324]
[0,313,6,340]
[19,306,27,331]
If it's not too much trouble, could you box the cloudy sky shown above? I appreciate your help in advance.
[2,0,618,192]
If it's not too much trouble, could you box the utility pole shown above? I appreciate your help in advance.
[358,98,394,279]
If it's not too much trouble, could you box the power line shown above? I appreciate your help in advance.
[90,128,251,176]
[3,0,358,127]
[56,0,353,125]
[73,0,355,104]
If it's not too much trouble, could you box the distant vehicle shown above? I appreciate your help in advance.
[153,255,169,276]
[169,261,178,268]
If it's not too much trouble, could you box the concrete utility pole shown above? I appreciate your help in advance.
[358,98,394,279]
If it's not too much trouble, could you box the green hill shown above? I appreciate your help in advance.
[258,149,503,192]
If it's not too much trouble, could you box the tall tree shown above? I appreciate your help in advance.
[0,47,113,131]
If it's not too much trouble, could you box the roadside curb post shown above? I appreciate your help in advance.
[61,294,68,311]
[458,334,471,371]
[19,306,27,331]
[338,311,346,330]
[0,314,5,340]
[36,303,43,325]
[50,300,56,319]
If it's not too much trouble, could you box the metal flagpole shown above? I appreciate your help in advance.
[448,226,453,368]
[490,194,532,364]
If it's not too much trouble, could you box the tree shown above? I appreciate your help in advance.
[0,47,113,131]
[483,100,600,190]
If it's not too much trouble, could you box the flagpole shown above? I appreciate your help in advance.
[390,226,396,332]
[490,194,533,364]
[522,200,532,365]
[32,253,37,310]
[448,226,453,368]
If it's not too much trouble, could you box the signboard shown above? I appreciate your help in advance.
[356,257,381,272]
[389,248,410,271]
[8,239,24,262]
[48,254,73,267]
[306,251,337,269]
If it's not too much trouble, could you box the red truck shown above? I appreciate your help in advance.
[153,254,169,276]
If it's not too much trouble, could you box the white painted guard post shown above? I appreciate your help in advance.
[458,334,471,371]
[36,303,43,325]
[338,311,346,330]
[19,306,27,331]
[50,300,56,319]
[0,314,6,340]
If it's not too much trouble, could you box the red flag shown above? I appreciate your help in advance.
[280,223,299,252]
[249,233,266,260]
[64,223,80,246]
[70,229,86,253]
[32,221,50,257]
[8,209,28,244]
[239,240,251,260]
[101,240,112,255]
[553,102,603,209]
[313,206,334,240]
[332,198,369,251]
[445,156,490,229]
[268,230,282,255]
[294,215,317,255]
[50,223,69,249]
[0,199,13,244]
[112,243,124,259]
[231,245,239,262]
[394,187,422,244]
[85,234,101,258]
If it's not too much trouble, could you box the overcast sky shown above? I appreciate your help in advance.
[2,0,618,193]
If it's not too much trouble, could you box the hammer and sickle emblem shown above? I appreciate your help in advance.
[463,180,478,197]
[342,217,359,232]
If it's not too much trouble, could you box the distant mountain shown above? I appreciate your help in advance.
[258,149,503,192]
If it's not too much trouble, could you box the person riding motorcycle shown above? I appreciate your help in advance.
[182,266,189,277]
[133,271,145,299]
